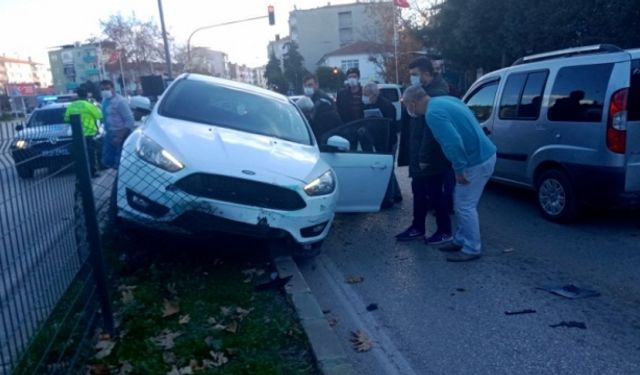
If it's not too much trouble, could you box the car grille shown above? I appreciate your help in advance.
[174,173,307,211]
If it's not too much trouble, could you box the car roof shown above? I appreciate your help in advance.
[182,73,290,103]
[36,102,70,110]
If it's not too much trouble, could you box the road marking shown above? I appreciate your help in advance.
[313,254,418,375]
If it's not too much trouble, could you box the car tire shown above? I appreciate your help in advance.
[16,164,34,179]
[535,169,578,222]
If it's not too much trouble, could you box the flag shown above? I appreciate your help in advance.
[394,0,410,8]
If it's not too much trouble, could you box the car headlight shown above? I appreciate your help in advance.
[304,170,335,196]
[15,139,28,149]
[136,135,184,172]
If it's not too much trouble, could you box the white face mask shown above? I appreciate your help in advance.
[101,90,113,99]
[348,78,359,87]
[303,87,315,97]
[410,75,421,87]
[362,95,370,105]
[407,110,418,118]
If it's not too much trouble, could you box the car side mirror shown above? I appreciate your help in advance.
[15,124,24,132]
[326,135,350,152]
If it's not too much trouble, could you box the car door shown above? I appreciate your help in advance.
[319,118,393,212]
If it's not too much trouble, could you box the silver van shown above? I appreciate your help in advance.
[462,44,640,221]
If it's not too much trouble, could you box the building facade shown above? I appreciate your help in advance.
[321,41,389,83]
[0,56,52,94]
[190,47,230,78]
[48,42,108,94]
[288,1,392,73]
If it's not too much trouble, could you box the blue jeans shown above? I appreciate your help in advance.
[453,154,496,255]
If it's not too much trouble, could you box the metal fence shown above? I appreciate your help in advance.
[0,116,114,375]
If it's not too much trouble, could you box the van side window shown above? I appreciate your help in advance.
[548,63,613,122]
[629,60,640,121]
[499,71,548,120]
[465,80,499,123]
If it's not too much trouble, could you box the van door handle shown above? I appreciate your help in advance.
[482,126,491,135]
[371,162,387,170]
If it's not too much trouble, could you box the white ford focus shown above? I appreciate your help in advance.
[116,74,393,253]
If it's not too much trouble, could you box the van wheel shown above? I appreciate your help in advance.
[535,169,578,222]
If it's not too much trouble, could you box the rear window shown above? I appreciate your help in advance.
[379,88,399,102]
[159,79,312,145]
[629,59,640,121]
[548,63,613,122]
[27,107,66,127]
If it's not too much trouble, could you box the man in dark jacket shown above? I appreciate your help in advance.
[336,67,364,124]
[302,74,342,143]
[396,57,453,243]
[362,82,402,206]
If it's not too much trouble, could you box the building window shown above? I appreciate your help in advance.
[338,11,352,28]
[341,59,359,73]
[338,11,353,46]
[339,28,353,46]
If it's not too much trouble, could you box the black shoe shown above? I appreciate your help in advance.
[438,242,462,252]
[395,226,425,241]
[446,252,481,262]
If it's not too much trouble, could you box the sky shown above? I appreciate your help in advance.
[0,0,365,68]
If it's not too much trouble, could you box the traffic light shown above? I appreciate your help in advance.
[268,5,275,25]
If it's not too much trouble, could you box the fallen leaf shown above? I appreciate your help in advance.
[350,330,372,352]
[117,361,133,375]
[162,351,176,364]
[225,347,238,355]
[179,314,191,325]
[151,330,182,350]
[167,283,177,295]
[205,336,224,350]
[235,307,253,320]
[328,318,338,327]
[178,366,193,374]
[95,339,116,359]
[220,306,232,317]
[503,247,515,253]
[207,317,218,325]
[241,268,256,276]
[163,299,180,318]
[166,366,180,375]
[225,321,238,334]
[121,290,135,304]
[209,351,229,367]
[87,364,109,375]
[346,275,364,284]
[243,277,252,283]
[202,359,215,369]
[117,285,137,292]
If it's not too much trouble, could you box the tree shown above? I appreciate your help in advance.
[100,14,167,72]
[264,52,288,94]
[282,42,307,95]
[316,66,346,92]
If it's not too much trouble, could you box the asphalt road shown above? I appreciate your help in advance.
[299,166,640,375]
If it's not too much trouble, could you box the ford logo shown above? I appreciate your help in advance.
[241,170,256,175]
[49,137,58,145]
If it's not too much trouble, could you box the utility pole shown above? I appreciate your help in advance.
[157,0,172,80]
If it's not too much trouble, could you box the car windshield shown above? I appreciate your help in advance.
[27,108,66,127]
[159,79,312,145]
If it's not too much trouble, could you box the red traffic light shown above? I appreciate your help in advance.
[268,5,275,25]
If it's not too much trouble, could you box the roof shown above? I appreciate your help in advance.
[0,56,36,65]
[322,41,391,59]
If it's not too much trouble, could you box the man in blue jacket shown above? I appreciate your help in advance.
[402,85,497,262]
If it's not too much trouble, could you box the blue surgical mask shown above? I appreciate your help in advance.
[362,95,370,105]
[348,78,359,87]
[410,75,421,87]
[303,87,315,97]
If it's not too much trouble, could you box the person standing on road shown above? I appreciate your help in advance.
[302,74,343,143]
[336,67,364,124]
[362,82,402,207]
[396,57,453,244]
[100,80,135,169]
[64,85,102,177]
[402,85,497,262]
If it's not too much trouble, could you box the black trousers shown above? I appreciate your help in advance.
[411,172,452,235]
[85,136,97,175]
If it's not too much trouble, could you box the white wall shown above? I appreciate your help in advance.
[323,53,386,83]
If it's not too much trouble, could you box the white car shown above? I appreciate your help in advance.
[116,74,393,254]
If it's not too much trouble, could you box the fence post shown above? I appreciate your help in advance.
[70,114,115,336]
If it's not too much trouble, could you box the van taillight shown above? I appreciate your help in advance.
[606,88,628,154]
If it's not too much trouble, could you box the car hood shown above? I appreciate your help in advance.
[16,124,72,140]
[146,116,323,184]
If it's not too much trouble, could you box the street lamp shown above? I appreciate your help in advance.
[157,0,173,80]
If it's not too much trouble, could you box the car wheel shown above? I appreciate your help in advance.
[535,169,578,222]
[16,164,34,179]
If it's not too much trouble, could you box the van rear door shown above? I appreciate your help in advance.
[625,57,640,192]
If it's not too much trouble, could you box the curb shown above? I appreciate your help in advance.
[273,256,355,375]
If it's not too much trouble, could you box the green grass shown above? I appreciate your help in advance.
[88,232,318,375]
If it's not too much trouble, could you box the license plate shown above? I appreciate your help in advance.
[41,148,70,157]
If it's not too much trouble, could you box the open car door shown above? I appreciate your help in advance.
[625,57,640,192]
[319,118,394,212]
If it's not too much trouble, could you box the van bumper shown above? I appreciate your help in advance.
[564,163,640,207]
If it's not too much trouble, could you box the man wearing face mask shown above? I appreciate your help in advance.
[100,80,135,169]
[396,57,452,244]
[336,67,364,124]
[302,74,342,143]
